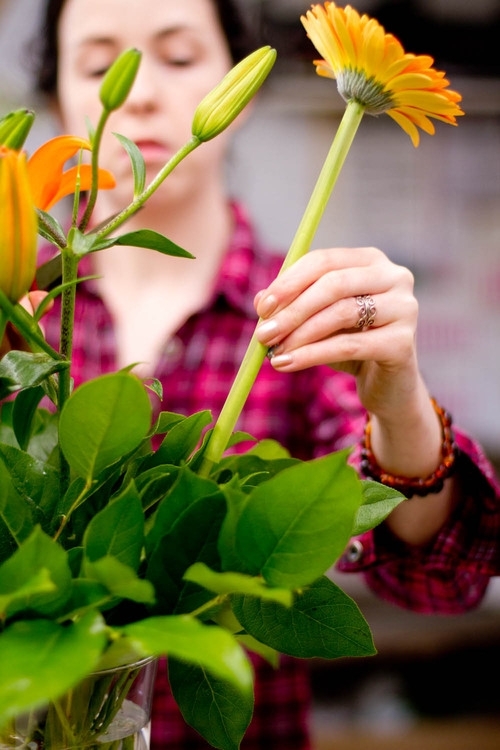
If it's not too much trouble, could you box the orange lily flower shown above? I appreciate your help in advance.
[27,134,116,211]
[301,2,464,146]
[0,146,38,302]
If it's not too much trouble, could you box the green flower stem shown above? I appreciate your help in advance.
[57,248,80,498]
[79,109,111,233]
[59,250,79,409]
[199,99,366,476]
[92,136,202,241]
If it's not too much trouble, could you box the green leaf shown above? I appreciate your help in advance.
[59,372,152,480]
[353,480,406,535]
[134,464,180,512]
[68,226,106,257]
[0,444,60,518]
[169,659,253,750]
[233,575,376,659]
[216,481,250,572]
[83,482,144,570]
[236,634,279,666]
[219,454,299,489]
[0,527,72,619]
[0,612,107,725]
[113,133,146,196]
[232,450,363,588]
[63,578,113,620]
[120,615,253,693]
[0,461,35,564]
[36,210,67,250]
[154,410,189,435]
[0,351,67,398]
[0,569,55,619]
[145,466,219,554]
[85,557,155,605]
[155,410,213,465]
[11,385,44,449]
[185,562,292,606]
[113,229,194,258]
[146,487,226,614]
[246,438,291,460]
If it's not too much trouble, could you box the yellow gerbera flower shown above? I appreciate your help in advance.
[27,134,116,211]
[0,147,38,303]
[301,2,464,146]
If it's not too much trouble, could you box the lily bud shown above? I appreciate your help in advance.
[0,108,35,149]
[192,46,276,142]
[99,48,142,112]
[0,147,38,303]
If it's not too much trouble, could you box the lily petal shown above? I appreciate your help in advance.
[27,134,116,209]
[42,164,116,211]
[0,147,38,302]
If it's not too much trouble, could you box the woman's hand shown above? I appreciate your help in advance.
[254,245,459,546]
[254,246,419,417]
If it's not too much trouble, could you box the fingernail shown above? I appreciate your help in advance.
[258,294,278,317]
[256,318,278,338]
[269,353,293,368]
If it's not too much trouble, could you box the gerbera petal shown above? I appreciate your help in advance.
[360,21,385,73]
[394,107,436,134]
[301,2,464,146]
[386,109,421,147]
[396,89,461,114]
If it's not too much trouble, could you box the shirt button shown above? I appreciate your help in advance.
[345,539,364,563]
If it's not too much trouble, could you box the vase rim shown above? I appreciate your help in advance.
[92,654,157,676]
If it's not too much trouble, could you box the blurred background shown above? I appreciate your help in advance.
[1,1,499,747]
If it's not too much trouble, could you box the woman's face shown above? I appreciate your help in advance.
[56,0,235,210]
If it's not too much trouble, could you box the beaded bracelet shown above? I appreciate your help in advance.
[360,397,457,498]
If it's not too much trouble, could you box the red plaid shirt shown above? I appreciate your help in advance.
[40,202,500,748]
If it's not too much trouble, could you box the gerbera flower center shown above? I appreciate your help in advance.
[336,69,395,115]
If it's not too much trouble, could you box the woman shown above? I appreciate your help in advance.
[30,0,500,747]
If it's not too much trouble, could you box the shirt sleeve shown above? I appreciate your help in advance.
[337,428,500,614]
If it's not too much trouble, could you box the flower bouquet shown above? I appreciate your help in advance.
[0,3,463,749]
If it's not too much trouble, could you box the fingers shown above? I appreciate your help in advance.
[254,247,417,372]
[255,246,389,317]
[265,319,416,373]
[27,290,50,314]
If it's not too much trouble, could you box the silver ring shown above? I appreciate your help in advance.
[355,295,376,330]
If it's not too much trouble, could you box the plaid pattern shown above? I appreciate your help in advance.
[150,655,312,749]
[340,434,500,614]
[39,201,500,746]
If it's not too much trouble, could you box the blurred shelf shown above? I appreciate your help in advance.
[312,716,500,750]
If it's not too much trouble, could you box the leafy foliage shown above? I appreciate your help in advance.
[0,368,404,747]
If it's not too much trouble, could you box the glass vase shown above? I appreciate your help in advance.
[0,657,157,749]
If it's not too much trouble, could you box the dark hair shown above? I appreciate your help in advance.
[33,0,259,96]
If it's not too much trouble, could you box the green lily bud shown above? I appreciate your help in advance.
[192,46,276,142]
[0,109,35,150]
[99,48,142,112]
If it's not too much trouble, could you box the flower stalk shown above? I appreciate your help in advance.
[199,99,366,475]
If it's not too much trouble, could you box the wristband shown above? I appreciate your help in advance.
[360,397,457,498]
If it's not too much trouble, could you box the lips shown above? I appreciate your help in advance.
[134,139,171,163]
